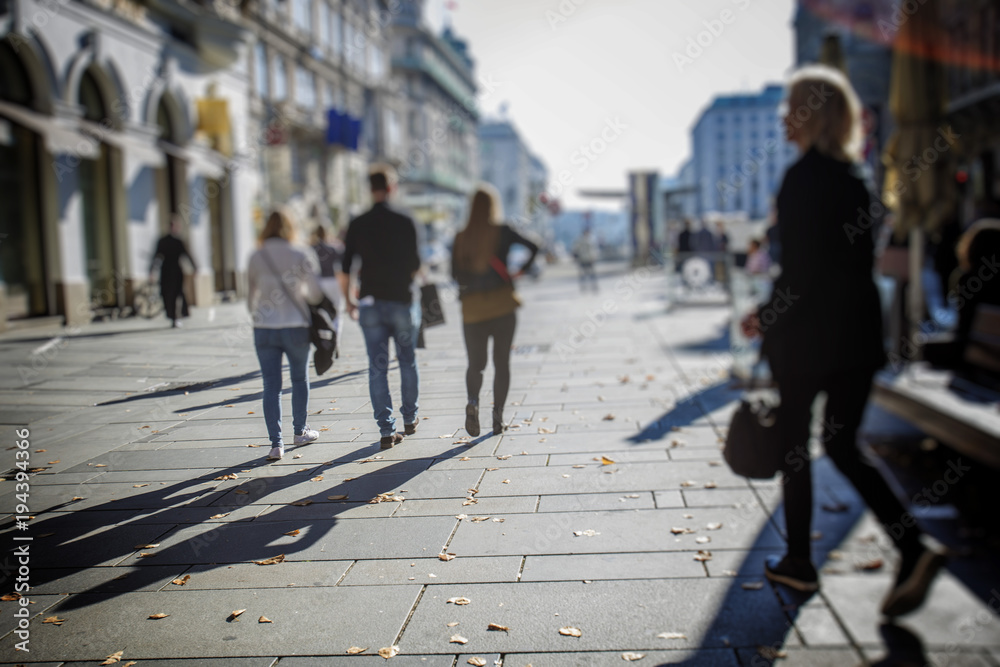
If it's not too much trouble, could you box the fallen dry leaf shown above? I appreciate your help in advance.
[573,529,600,537]
[680,480,697,487]
[228,609,247,621]
[378,645,399,659]
[215,474,238,481]
[855,558,884,571]
[369,492,405,504]
[137,553,156,559]
[132,483,148,488]
[671,527,696,535]
[470,516,490,522]
[135,543,160,549]
[703,481,717,489]
[696,536,711,544]
[258,616,273,623]
[254,554,286,566]
[311,475,324,482]
[347,646,368,654]
[497,455,512,460]
[48,460,60,465]
[487,622,510,632]
[501,479,511,484]
[101,651,124,665]
[559,626,583,637]
[210,513,230,519]
[600,456,616,465]
[468,658,487,667]
[693,550,713,562]
[706,523,723,531]
[758,646,787,660]
[35,449,46,452]
[658,632,687,640]
[622,653,645,661]
[284,529,301,537]
[171,575,191,586]
[234,489,249,495]
[447,621,460,627]
[450,635,469,644]
[1,593,21,601]
[822,502,850,513]
[460,456,471,461]
[742,581,765,591]
[148,613,169,619]
[438,553,456,561]
[42,616,66,625]
[603,414,616,421]
[290,500,313,506]
[447,597,471,605]
[492,518,505,523]
[538,427,555,434]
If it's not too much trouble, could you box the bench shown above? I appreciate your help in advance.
[873,304,1000,470]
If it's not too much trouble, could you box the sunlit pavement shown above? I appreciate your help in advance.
[0,262,997,666]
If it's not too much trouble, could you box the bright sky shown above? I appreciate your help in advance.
[426,0,797,210]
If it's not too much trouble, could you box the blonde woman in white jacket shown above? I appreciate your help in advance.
[247,210,324,460]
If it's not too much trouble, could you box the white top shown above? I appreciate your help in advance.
[247,238,324,329]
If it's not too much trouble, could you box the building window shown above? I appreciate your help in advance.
[273,54,288,100]
[318,2,330,48]
[295,65,316,107]
[292,0,311,35]
[331,11,343,55]
[254,43,269,98]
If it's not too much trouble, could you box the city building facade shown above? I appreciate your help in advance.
[246,0,394,235]
[478,118,548,229]
[0,0,253,329]
[691,84,798,220]
[390,0,479,242]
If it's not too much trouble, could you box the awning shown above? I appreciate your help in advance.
[0,100,98,159]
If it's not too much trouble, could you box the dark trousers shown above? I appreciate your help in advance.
[778,370,921,560]
[160,274,188,322]
[463,312,517,420]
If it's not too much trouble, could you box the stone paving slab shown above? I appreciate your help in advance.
[535,491,660,513]
[61,660,277,667]
[822,572,1000,648]
[279,656,452,666]
[28,565,186,595]
[427,454,549,470]
[2,521,176,568]
[19,479,225,513]
[208,468,483,507]
[0,595,65,640]
[0,586,420,661]
[394,495,537,517]
[500,650,740,666]
[399,579,791,653]
[114,516,457,565]
[473,462,748,497]
[340,556,522,587]
[735,648,864,666]
[520,552,706,582]
[447,508,781,557]
[178,561,351,590]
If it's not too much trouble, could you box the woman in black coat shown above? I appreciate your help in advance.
[743,65,944,617]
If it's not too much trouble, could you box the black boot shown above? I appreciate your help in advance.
[492,407,505,435]
[465,401,480,437]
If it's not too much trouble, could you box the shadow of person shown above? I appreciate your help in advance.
[868,622,930,667]
[0,434,472,612]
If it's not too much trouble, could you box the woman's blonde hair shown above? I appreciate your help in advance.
[453,184,504,274]
[259,209,296,244]
[785,64,863,162]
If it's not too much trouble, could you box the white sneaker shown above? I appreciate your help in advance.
[294,428,319,445]
[266,446,284,460]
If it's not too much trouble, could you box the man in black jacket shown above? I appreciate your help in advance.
[149,215,196,328]
[339,165,422,449]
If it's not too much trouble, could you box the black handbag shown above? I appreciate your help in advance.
[723,370,783,479]
[421,283,445,328]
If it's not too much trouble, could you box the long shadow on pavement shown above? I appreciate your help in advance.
[0,426,481,613]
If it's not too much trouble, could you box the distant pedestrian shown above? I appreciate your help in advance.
[452,185,539,436]
[339,165,422,449]
[745,239,771,275]
[149,215,196,328]
[572,227,599,292]
[692,221,715,253]
[742,64,944,616]
[677,220,693,254]
[312,225,345,349]
[247,210,324,461]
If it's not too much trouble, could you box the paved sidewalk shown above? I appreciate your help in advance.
[0,263,997,666]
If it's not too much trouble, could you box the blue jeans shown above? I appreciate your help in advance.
[358,299,420,436]
[254,327,311,447]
